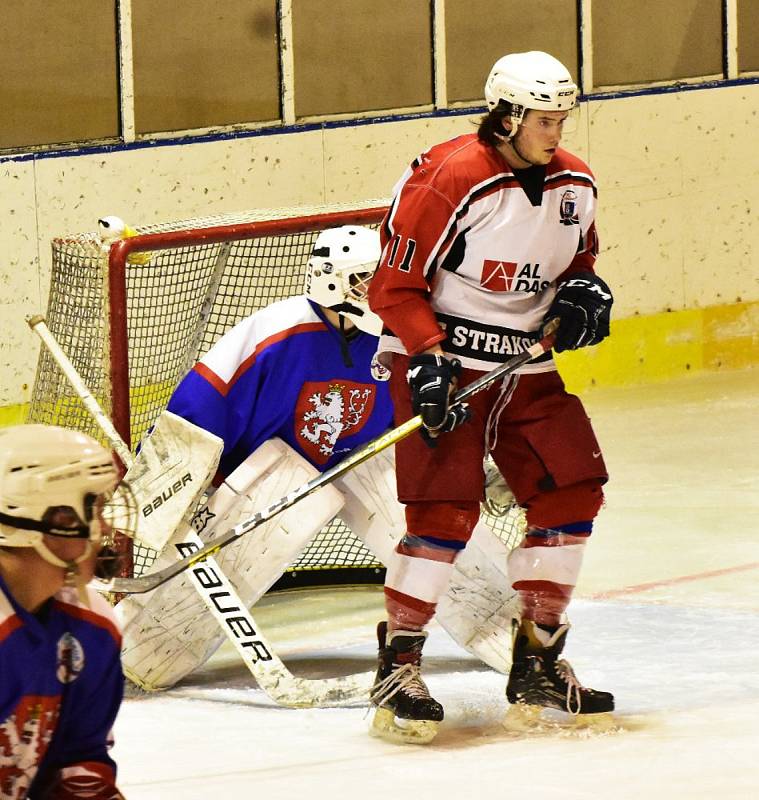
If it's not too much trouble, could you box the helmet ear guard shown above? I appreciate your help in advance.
[306,225,383,335]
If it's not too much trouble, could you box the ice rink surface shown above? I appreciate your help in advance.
[113,367,759,799]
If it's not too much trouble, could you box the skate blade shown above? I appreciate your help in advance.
[503,703,618,734]
[369,706,439,745]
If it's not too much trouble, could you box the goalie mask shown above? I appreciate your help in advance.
[306,225,383,335]
[0,424,135,575]
[485,51,578,140]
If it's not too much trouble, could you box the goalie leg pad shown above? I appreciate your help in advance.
[337,448,519,673]
[435,520,520,674]
[334,448,404,565]
[118,438,345,690]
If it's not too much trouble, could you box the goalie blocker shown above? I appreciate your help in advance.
[120,437,519,690]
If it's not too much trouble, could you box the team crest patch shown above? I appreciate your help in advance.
[56,633,84,684]
[370,354,390,382]
[296,380,376,464]
[559,189,580,225]
[0,696,60,797]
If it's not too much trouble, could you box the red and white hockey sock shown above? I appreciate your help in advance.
[508,522,591,627]
[383,534,463,631]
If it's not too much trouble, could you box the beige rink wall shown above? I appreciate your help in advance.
[1,82,758,418]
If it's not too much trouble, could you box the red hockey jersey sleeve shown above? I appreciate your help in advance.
[369,189,449,354]
[369,136,494,355]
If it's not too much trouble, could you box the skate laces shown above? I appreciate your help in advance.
[555,658,583,715]
[371,662,431,708]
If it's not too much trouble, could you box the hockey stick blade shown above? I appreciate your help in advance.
[166,532,374,707]
[97,322,558,595]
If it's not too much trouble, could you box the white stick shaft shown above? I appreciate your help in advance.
[175,530,372,706]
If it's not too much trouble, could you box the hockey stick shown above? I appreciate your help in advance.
[27,314,374,706]
[97,319,559,596]
[28,315,134,469]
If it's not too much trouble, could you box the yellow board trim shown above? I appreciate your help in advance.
[556,300,759,394]
[0,403,28,428]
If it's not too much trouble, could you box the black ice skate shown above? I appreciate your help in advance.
[505,619,614,728]
[369,621,443,744]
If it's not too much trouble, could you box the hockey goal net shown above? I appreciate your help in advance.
[28,199,525,583]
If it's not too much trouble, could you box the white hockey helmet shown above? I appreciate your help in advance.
[485,51,578,138]
[306,225,383,335]
[0,424,123,568]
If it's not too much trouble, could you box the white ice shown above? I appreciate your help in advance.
[112,368,759,800]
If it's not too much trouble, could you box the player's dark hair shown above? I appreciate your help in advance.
[477,100,513,146]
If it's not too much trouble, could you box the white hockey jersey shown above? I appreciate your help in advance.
[369,133,600,372]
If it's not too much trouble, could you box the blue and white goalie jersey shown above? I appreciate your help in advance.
[167,295,394,479]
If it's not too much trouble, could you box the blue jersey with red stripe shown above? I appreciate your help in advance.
[0,574,123,799]
[166,296,393,478]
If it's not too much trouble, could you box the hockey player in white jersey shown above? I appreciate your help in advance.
[118,225,520,699]
[368,51,615,740]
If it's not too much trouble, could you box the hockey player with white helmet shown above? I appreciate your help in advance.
[368,51,615,741]
[0,424,133,798]
[118,225,520,703]
[305,224,384,335]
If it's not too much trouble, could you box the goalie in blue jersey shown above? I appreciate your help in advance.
[118,227,521,726]
[167,225,393,478]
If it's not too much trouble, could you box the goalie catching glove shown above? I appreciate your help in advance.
[407,353,471,447]
[544,271,613,353]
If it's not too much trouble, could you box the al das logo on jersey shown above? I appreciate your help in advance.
[480,260,549,293]
[295,380,376,464]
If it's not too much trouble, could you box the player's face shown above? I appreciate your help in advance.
[44,534,91,564]
[513,110,569,164]
[41,496,111,580]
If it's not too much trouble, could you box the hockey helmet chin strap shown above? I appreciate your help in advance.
[329,301,366,319]
[326,302,366,368]
[0,509,101,600]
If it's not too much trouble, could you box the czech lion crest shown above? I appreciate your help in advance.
[296,379,376,464]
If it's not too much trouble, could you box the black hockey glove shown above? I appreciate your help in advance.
[407,353,472,448]
[545,271,613,353]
